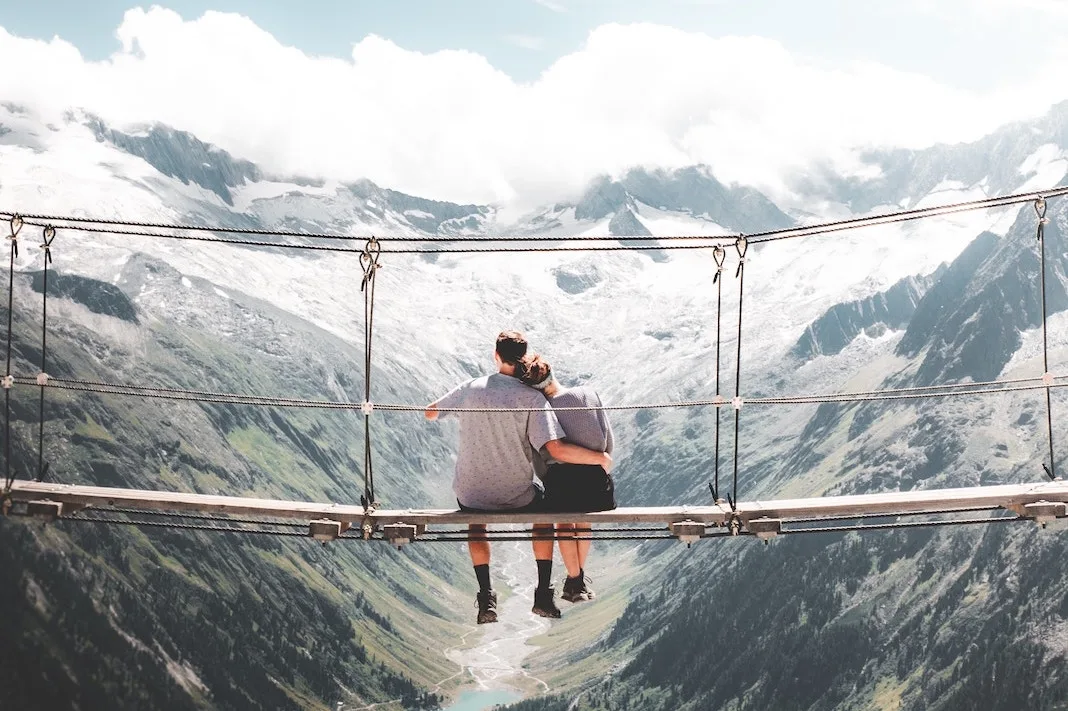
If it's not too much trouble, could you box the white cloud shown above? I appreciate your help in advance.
[0,9,1062,209]
[504,34,545,50]
[912,0,1068,20]
[532,0,566,12]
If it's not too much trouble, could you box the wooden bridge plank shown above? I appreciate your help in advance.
[7,479,1068,529]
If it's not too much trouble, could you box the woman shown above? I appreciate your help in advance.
[521,355,616,603]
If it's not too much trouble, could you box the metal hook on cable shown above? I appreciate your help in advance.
[712,244,726,284]
[734,236,748,278]
[41,225,55,265]
[8,214,22,259]
[1035,197,1049,224]
[360,236,382,292]
[1034,197,1051,244]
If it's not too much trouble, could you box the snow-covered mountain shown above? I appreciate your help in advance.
[3,101,1051,407]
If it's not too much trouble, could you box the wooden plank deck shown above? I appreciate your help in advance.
[7,479,1068,530]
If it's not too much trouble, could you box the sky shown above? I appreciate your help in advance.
[2,0,1068,208]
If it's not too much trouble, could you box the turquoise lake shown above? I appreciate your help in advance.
[443,689,522,711]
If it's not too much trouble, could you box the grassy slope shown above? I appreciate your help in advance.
[1,269,475,710]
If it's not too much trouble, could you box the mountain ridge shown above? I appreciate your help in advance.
[2,96,1068,711]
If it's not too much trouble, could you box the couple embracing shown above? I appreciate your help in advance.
[425,331,616,624]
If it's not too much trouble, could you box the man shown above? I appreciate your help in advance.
[520,355,615,604]
[425,331,612,624]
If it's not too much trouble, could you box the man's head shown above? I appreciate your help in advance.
[495,331,528,373]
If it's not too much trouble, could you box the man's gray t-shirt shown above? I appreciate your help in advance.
[434,373,563,510]
[534,385,614,477]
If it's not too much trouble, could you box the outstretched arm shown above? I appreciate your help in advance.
[427,383,468,421]
[544,439,613,472]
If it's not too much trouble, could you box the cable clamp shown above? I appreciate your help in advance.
[732,396,744,410]
[7,214,21,258]
[1035,197,1049,224]
[734,236,748,258]
[361,401,374,416]
[1042,372,1055,386]
[360,236,382,292]
[712,394,725,407]
[712,245,726,283]
[734,236,748,277]
[41,225,55,264]
[1,375,13,389]
[36,372,49,386]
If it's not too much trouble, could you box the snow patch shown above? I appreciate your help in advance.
[1017,144,1068,192]
[181,276,192,288]
[230,179,341,213]
[632,202,733,236]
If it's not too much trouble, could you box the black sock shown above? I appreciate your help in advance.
[474,564,491,593]
[579,567,585,580]
[537,559,552,590]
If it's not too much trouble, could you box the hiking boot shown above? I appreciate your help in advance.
[578,575,595,601]
[531,586,561,618]
[476,590,498,624]
[561,575,595,603]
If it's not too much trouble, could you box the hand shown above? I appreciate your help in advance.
[600,452,613,473]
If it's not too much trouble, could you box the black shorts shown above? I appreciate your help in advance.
[457,480,548,513]
[542,463,616,513]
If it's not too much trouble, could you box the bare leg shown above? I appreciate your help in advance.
[469,524,497,623]
[576,523,592,573]
[556,523,582,578]
[532,522,554,561]
[468,523,490,566]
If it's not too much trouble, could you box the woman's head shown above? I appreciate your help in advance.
[519,354,557,395]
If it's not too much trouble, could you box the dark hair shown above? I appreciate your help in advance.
[519,354,552,387]
[495,331,528,365]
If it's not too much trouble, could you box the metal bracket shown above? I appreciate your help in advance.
[1022,501,1067,528]
[309,519,342,542]
[383,523,419,548]
[669,520,705,546]
[26,500,63,521]
[746,517,781,542]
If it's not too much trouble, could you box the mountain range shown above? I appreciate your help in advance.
[1,96,1067,710]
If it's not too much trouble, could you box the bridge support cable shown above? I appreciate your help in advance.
[36,225,55,483]
[7,184,1068,251]
[729,237,748,515]
[1035,199,1058,481]
[45,507,1035,544]
[359,237,382,512]
[710,246,727,502]
[5,371,1065,411]
[2,215,21,509]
